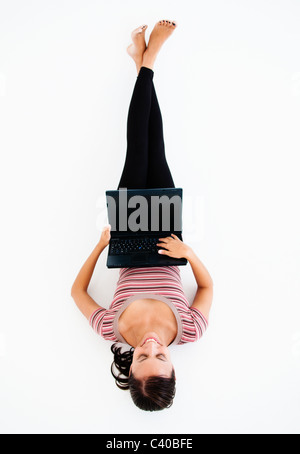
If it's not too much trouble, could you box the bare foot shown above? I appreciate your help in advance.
[142,20,177,70]
[127,25,148,73]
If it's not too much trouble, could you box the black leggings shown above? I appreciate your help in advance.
[117,66,175,190]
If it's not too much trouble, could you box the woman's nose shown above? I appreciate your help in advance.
[143,342,159,354]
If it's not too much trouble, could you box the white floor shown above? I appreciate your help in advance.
[1,0,300,434]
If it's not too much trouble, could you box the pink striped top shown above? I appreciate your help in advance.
[89,266,208,346]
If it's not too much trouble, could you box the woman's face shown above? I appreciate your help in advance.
[130,333,174,380]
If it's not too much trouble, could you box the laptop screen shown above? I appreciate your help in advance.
[106,188,183,235]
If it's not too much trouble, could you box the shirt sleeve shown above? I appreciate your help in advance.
[89,307,119,342]
[189,307,209,340]
[89,308,107,335]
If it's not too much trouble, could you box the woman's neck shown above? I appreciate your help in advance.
[129,323,175,348]
[118,298,178,347]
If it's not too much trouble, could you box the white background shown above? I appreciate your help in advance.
[0,0,300,434]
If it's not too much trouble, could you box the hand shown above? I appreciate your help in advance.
[99,224,111,248]
[157,234,192,259]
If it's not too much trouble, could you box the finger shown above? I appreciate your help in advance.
[157,245,169,251]
[171,233,179,240]
[160,236,173,241]
[158,249,174,258]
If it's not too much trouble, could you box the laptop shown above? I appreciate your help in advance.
[106,188,187,268]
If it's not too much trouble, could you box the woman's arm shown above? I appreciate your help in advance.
[185,249,213,321]
[157,234,213,320]
[71,225,111,320]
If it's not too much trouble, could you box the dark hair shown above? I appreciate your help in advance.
[111,343,134,390]
[111,343,176,411]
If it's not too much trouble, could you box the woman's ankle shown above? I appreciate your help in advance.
[141,49,157,71]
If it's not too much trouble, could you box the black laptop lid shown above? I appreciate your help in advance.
[106,188,183,237]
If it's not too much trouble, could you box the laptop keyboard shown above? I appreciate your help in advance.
[110,237,165,255]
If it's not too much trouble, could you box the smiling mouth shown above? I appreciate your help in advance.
[141,337,162,346]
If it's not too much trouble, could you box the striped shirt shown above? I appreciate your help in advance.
[89,266,208,345]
